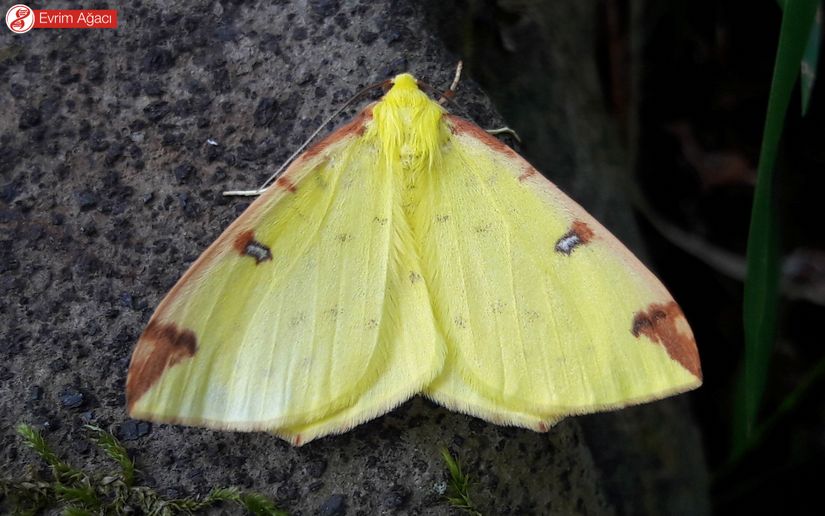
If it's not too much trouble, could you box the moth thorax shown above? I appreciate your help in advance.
[372,80,445,175]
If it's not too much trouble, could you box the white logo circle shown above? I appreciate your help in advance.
[5,4,34,34]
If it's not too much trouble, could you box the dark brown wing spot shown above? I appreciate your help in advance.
[474,223,493,235]
[126,321,198,412]
[631,301,702,380]
[233,230,272,264]
[490,301,507,314]
[554,220,595,255]
[571,221,594,242]
[523,310,540,323]
[409,271,422,284]
[275,176,297,193]
[518,168,537,182]
[233,230,254,254]
[289,312,306,327]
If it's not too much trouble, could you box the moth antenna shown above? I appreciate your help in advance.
[486,126,522,143]
[419,64,518,143]
[418,82,459,109]
[223,80,389,197]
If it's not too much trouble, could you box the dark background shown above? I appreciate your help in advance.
[1,0,823,514]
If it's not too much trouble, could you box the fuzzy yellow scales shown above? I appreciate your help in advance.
[127,73,701,445]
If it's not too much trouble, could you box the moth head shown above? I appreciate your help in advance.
[391,73,418,91]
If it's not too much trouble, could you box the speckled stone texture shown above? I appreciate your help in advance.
[0,1,708,514]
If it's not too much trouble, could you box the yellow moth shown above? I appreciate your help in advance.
[126,73,701,445]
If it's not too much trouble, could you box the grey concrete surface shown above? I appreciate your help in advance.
[1,1,707,514]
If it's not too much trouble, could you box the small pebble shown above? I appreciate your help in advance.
[29,385,43,402]
[319,494,346,516]
[59,387,85,409]
[118,420,151,441]
[119,292,134,309]
[76,190,98,210]
[174,163,196,183]
[307,458,327,478]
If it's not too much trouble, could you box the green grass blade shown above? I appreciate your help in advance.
[17,424,63,469]
[160,487,288,515]
[6,422,285,515]
[239,491,289,516]
[719,354,825,480]
[737,0,820,454]
[85,425,136,487]
[440,448,482,516]
[54,483,100,507]
[801,5,821,114]
[17,424,87,484]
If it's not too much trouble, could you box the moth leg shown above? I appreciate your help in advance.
[222,187,266,197]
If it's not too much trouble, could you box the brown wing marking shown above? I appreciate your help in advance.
[274,176,298,193]
[301,106,373,162]
[126,321,198,412]
[554,220,595,255]
[445,115,537,181]
[446,115,519,156]
[517,168,538,182]
[126,103,376,415]
[631,302,702,380]
[144,105,375,314]
[233,229,272,264]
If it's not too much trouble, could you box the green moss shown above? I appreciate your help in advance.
[0,423,287,515]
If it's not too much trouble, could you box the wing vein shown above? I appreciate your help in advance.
[461,150,530,396]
